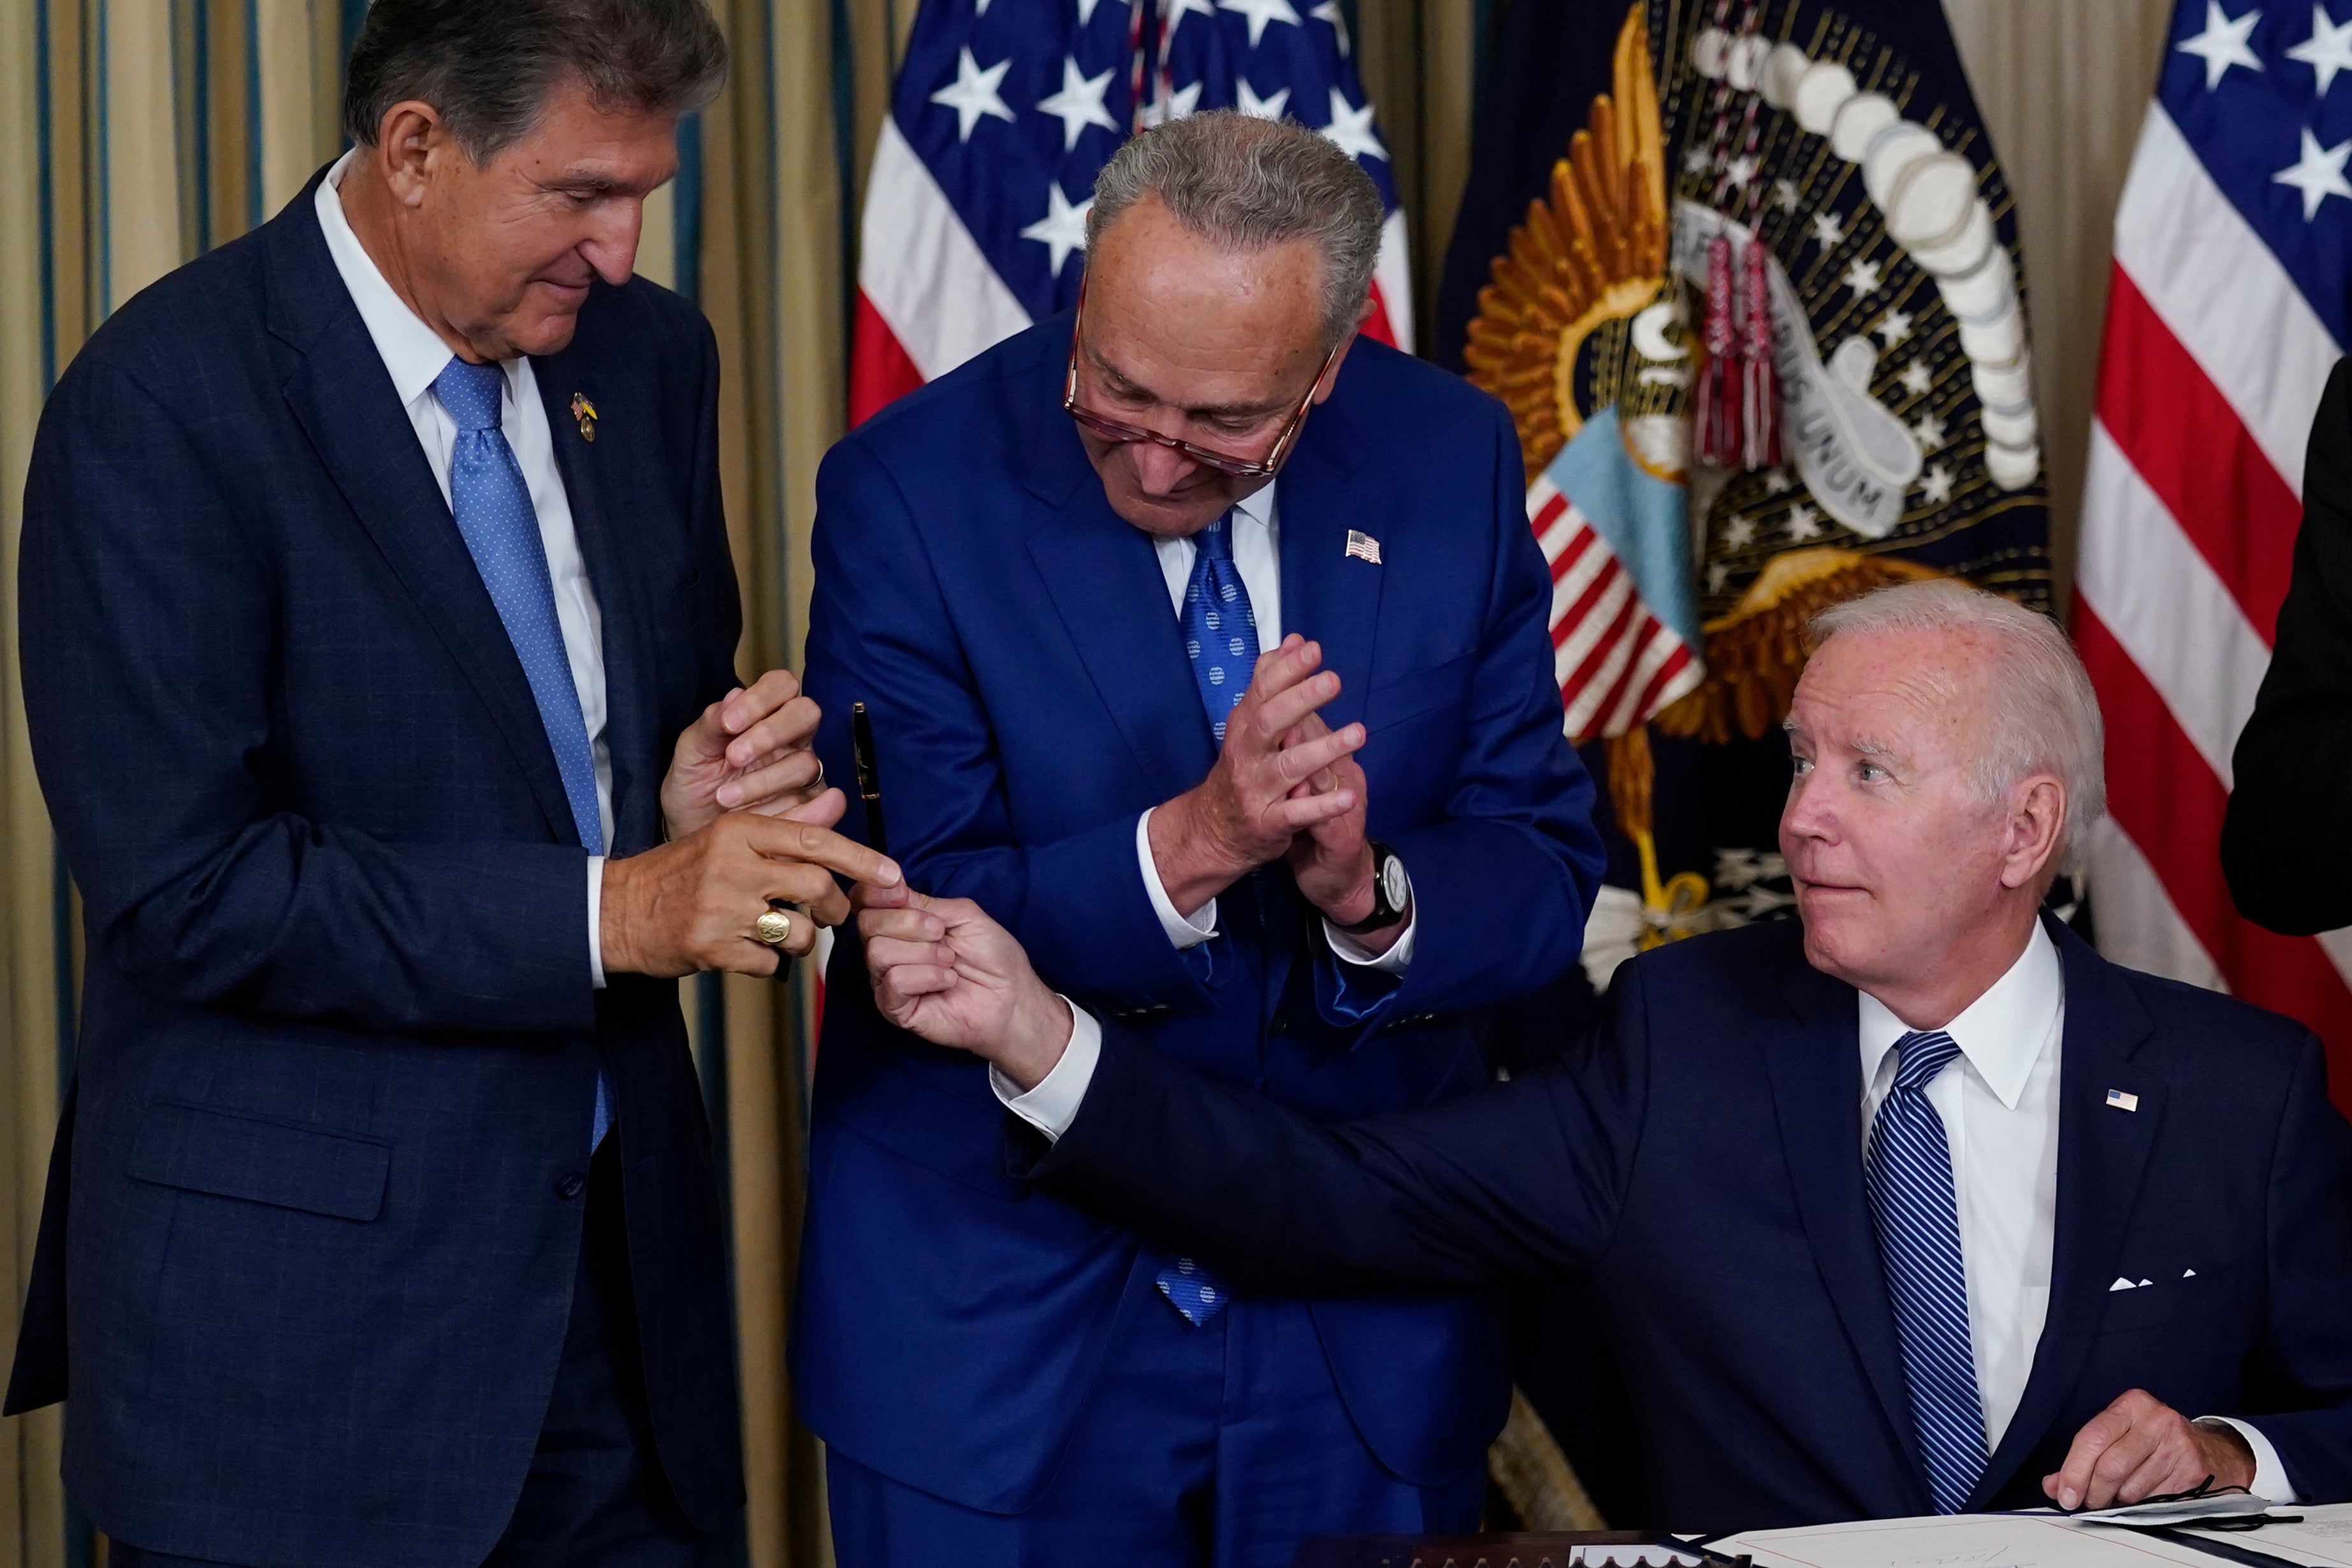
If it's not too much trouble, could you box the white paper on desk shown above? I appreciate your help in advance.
[2173,1501,2352,1567]
[1707,1512,2225,1568]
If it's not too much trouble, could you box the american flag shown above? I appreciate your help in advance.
[2075,2,2352,1070]
[850,0,1414,426]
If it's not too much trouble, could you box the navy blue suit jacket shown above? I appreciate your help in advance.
[1029,916,2352,1530]
[6,170,746,1565]
[792,316,1604,1510]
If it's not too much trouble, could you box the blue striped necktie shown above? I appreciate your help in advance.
[1865,1029,1988,1514]
[433,357,611,1151]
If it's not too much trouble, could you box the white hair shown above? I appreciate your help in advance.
[1086,110,1384,347]
[1807,579,2106,855]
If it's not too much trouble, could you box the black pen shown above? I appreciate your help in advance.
[851,701,887,856]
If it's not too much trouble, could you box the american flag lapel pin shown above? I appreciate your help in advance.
[2106,1089,2139,1112]
[1345,529,1382,565]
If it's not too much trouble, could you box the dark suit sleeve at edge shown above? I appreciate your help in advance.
[18,358,595,1036]
[1024,949,1653,1295]
[2225,357,2352,934]
[2233,1033,2352,1501]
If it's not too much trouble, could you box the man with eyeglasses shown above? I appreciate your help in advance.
[794,112,1604,1567]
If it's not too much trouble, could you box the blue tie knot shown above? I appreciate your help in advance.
[1197,512,1235,560]
[433,356,507,433]
[1892,1030,1963,1093]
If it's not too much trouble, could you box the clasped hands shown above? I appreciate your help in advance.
[601,669,899,978]
[1150,633,1394,947]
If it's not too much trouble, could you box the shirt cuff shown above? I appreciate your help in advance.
[2203,1417,2300,1504]
[588,855,608,990]
[991,998,1101,1143]
[1137,808,1217,950]
[1324,873,1416,975]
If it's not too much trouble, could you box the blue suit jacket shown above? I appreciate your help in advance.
[5,170,746,1565]
[1030,915,2352,1529]
[793,316,1604,1509]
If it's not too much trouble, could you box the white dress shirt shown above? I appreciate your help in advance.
[316,152,614,987]
[1010,916,2300,1500]
[1132,483,1416,973]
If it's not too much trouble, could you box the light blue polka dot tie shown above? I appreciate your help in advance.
[1156,512,1261,1328]
[433,357,611,1150]
[1866,1030,1989,1514]
[1182,512,1261,746]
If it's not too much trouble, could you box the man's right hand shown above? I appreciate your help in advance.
[1149,634,1367,916]
[601,795,902,978]
[857,883,1075,1090]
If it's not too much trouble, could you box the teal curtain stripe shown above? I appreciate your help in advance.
[243,0,261,231]
[96,0,112,317]
[675,110,702,305]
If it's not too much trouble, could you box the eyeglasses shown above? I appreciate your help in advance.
[1061,287,1340,480]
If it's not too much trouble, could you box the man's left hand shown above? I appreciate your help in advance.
[1281,711,1396,948]
[2044,1390,2255,1510]
[661,669,827,838]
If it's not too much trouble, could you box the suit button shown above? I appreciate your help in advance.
[556,1172,586,1200]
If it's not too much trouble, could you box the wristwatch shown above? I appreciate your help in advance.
[1337,841,1411,935]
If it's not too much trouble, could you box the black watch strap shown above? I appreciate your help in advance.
[1338,841,1409,935]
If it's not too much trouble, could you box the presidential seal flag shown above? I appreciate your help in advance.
[850,0,1413,426]
[2075,0,2352,1085]
[1442,0,2052,970]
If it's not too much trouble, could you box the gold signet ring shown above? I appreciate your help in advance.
[755,908,794,948]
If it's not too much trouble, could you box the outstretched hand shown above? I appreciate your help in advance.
[856,883,1073,1090]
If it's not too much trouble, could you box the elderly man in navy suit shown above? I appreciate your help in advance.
[797,112,1603,1565]
[860,579,2352,1531]
[6,2,898,1563]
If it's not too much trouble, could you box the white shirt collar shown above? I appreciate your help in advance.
[1230,481,1277,535]
[1859,918,2063,1111]
[316,149,487,410]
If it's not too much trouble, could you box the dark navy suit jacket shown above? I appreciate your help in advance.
[792,316,1604,1510]
[1029,915,2352,1530]
[5,169,746,1565]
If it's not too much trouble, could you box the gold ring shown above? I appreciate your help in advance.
[755,908,794,948]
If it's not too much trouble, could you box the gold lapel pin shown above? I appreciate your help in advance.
[570,393,598,442]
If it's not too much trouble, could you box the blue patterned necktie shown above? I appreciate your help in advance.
[1865,1029,1989,1514]
[1154,513,1262,1326]
[1182,512,1261,744]
[433,358,611,1150]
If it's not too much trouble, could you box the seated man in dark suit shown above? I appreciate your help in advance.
[854,579,2352,1531]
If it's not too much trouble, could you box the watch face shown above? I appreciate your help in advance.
[1380,853,1410,911]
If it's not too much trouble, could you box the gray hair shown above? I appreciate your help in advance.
[1807,579,2107,856]
[1086,111,1384,347]
[344,0,728,161]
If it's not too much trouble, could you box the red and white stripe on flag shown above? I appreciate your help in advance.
[2074,103,2352,1097]
[849,119,1415,428]
[1529,475,1700,743]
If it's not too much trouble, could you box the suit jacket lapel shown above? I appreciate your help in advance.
[1767,962,1931,1504]
[1276,384,1382,735]
[264,182,579,847]
[1024,407,1217,799]
[532,351,662,857]
[1975,918,2163,1504]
